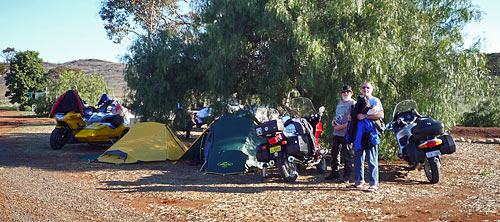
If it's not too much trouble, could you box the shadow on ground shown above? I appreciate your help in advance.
[0,114,429,194]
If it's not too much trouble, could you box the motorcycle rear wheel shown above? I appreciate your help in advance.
[424,156,440,184]
[50,128,68,150]
[276,154,298,182]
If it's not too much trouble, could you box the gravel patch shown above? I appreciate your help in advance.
[0,121,499,221]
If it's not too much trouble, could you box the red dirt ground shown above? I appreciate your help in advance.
[0,110,55,135]
[2,110,497,140]
[449,126,500,140]
[0,110,499,221]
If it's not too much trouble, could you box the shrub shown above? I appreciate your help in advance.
[462,99,500,127]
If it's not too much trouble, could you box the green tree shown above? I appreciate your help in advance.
[195,0,488,159]
[123,30,202,123]
[99,0,187,44]
[34,71,110,115]
[49,71,110,106]
[4,50,47,110]
[197,0,293,107]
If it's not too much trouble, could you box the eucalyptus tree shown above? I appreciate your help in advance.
[196,0,302,108]
[100,0,189,44]
[196,0,488,158]
[198,0,486,120]
[123,30,202,123]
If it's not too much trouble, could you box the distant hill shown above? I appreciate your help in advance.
[1,59,127,101]
[42,59,127,91]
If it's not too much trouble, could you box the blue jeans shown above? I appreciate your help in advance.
[354,146,379,186]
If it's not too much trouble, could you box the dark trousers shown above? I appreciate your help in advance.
[330,135,353,175]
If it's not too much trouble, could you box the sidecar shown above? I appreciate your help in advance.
[74,114,129,143]
[50,90,129,149]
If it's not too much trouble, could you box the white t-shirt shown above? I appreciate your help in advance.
[366,97,383,115]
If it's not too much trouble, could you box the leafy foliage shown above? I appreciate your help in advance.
[123,30,202,123]
[195,0,489,156]
[33,71,110,115]
[461,76,500,127]
[99,0,185,44]
[4,51,47,110]
[108,0,491,159]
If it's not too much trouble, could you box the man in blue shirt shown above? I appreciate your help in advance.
[347,82,384,192]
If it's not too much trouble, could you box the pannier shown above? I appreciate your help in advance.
[438,135,456,154]
[286,135,309,155]
[256,143,272,162]
[405,143,425,162]
[255,119,284,136]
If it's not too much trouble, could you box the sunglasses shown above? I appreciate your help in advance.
[362,86,371,89]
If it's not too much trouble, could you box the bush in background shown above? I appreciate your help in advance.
[462,99,500,127]
[33,71,110,116]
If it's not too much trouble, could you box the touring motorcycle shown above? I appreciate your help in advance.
[49,90,129,150]
[386,100,456,183]
[254,97,328,182]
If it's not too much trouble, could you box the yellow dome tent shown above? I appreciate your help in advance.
[97,122,188,164]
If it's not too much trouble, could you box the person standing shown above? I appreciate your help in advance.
[325,85,355,181]
[347,82,384,192]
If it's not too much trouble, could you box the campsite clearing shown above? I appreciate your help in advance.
[0,110,499,221]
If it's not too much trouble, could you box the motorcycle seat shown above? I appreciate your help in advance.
[103,114,123,129]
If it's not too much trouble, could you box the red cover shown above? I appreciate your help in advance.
[49,90,84,117]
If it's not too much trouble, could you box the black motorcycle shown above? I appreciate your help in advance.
[254,97,328,182]
[386,100,456,183]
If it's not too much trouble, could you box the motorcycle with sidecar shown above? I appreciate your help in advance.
[49,90,129,150]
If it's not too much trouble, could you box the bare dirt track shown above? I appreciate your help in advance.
[449,126,500,140]
[0,110,499,221]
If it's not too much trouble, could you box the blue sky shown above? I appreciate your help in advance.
[0,0,498,64]
[0,0,128,63]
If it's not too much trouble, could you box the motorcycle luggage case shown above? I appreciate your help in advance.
[256,143,272,162]
[411,118,444,141]
[405,143,425,162]
[438,135,456,154]
[286,135,309,155]
[255,119,284,136]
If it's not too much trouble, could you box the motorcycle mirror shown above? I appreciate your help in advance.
[318,106,326,116]
[318,106,325,113]
[385,122,393,131]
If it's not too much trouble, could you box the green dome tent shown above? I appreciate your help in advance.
[180,116,266,175]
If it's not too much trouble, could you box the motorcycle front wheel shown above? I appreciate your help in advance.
[50,128,69,150]
[316,157,327,174]
[276,153,298,182]
[424,156,440,184]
